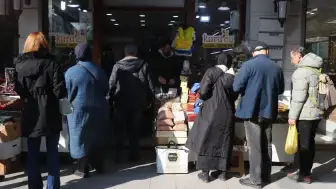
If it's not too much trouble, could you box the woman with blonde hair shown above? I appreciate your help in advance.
[14,32,66,189]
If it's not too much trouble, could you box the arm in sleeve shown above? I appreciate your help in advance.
[232,64,250,93]
[288,70,309,120]
[199,68,215,101]
[144,63,155,95]
[278,69,285,95]
[52,62,66,99]
[108,64,118,99]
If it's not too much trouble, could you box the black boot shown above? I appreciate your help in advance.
[198,171,210,183]
[74,157,89,178]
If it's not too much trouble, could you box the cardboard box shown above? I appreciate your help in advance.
[0,138,21,160]
[156,137,188,145]
[0,154,21,175]
[0,118,21,143]
[156,131,188,138]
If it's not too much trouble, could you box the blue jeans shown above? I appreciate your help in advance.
[27,134,60,189]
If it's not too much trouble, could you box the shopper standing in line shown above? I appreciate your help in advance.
[233,41,285,188]
[186,53,237,183]
[65,43,110,178]
[109,44,154,162]
[287,47,323,184]
[14,32,66,189]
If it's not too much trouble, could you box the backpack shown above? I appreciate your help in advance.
[305,67,336,115]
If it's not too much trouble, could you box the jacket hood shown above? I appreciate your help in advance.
[14,51,54,77]
[116,56,144,73]
[298,53,323,69]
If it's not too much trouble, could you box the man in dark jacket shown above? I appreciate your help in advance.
[109,44,154,162]
[149,39,183,91]
[233,41,284,188]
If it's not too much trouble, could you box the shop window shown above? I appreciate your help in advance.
[305,0,336,73]
[48,0,92,67]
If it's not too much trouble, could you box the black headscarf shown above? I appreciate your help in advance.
[75,43,92,62]
[217,53,233,68]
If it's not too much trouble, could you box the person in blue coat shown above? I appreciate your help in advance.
[233,41,284,188]
[65,43,110,178]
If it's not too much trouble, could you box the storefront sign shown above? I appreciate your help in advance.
[55,29,87,48]
[202,29,235,48]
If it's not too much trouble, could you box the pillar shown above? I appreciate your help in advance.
[92,0,103,66]
[184,0,195,27]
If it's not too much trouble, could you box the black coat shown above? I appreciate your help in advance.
[14,51,66,138]
[109,57,155,111]
[186,67,237,160]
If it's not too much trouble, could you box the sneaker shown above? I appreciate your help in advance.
[287,172,299,182]
[198,171,210,183]
[239,178,263,189]
[287,173,312,184]
[73,169,89,178]
[302,176,312,184]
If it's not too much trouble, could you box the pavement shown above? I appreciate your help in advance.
[0,151,335,189]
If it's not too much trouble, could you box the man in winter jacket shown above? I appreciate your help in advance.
[109,44,154,162]
[233,41,284,188]
[287,47,323,183]
[148,39,183,92]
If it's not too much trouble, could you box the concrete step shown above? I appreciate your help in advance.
[316,133,336,150]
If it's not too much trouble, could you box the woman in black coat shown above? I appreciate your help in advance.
[186,53,237,183]
[14,32,66,189]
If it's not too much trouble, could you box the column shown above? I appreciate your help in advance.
[184,0,196,27]
[92,0,103,66]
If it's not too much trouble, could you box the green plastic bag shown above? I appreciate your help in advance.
[285,124,298,155]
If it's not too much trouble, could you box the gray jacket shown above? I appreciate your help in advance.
[289,53,323,120]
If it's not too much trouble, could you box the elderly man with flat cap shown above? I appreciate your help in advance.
[233,41,285,188]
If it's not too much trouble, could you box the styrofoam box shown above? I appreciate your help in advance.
[156,131,187,138]
[188,122,194,130]
[156,145,189,174]
[0,138,21,160]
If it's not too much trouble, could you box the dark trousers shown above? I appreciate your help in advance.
[244,120,272,184]
[295,120,319,176]
[114,109,142,154]
[27,134,60,189]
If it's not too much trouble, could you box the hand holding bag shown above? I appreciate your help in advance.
[285,124,298,155]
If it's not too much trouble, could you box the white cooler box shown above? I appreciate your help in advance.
[156,145,189,174]
[0,138,21,160]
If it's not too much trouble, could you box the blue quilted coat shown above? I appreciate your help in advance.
[65,61,110,158]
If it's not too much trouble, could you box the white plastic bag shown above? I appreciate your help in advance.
[59,98,74,115]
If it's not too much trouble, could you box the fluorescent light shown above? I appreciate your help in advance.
[83,9,87,12]
[114,23,119,26]
[196,15,200,19]
[218,6,230,11]
[210,51,220,55]
[68,4,79,8]
[106,13,112,16]
[61,1,66,10]
[311,8,318,12]
[223,48,233,52]
[111,19,116,22]
[170,20,176,23]
[139,14,145,17]
[225,20,230,24]
[168,23,173,26]
[220,24,225,26]
[173,15,178,18]
[141,24,145,26]
[140,20,145,22]
[78,8,81,11]
[199,3,206,9]
[200,16,210,22]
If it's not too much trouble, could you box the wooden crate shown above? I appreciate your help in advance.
[228,151,245,176]
[0,154,21,175]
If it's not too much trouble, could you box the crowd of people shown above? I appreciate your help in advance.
[12,32,327,189]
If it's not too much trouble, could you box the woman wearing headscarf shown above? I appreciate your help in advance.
[65,43,110,178]
[186,53,237,183]
[14,32,66,189]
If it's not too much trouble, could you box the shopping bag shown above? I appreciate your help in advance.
[59,98,74,115]
[284,124,298,155]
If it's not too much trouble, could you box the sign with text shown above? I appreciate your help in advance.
[202,29,235,48]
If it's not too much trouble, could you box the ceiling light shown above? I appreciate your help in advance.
[68,0,79,8]
[106,13,112,16]
[173,15,178,18]
[225,20,230,24]
[200,16,210,22]
[170,20,176,23]
[199,3,206,9]
[218,6,230,11]
[311,8,318,12]
[78,8,81,11]
[196,15,200,19]
[139,14,145,17]
[61,1,66,10]
[114,23,119,26]
[220,24,225,26]
[140,20,145,22]
[83,9,87,12]
[111,19,116,22]
[168,23,173,26]
[141,24,145,26]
